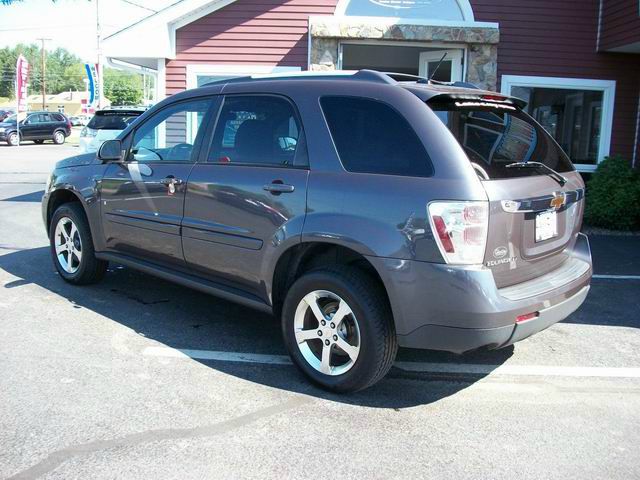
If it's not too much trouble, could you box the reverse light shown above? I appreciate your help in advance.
[428,201,489,265]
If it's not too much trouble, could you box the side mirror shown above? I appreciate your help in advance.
[98,139,123,163]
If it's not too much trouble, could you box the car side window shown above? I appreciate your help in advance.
[208,95,307,167]
[129,99,212,163]
[320,96,433,177]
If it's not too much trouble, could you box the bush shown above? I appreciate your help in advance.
[584,156,640,231]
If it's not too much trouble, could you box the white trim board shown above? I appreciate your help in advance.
[501,75,616,172]
[185,64,301,90]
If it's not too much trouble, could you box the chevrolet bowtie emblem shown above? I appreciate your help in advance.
[550,193,566,210]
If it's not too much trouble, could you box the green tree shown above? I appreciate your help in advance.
[103,68,143,106]
[0,43,84,98]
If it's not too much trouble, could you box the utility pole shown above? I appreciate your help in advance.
[96,0,103,110]
[36,38,51,110]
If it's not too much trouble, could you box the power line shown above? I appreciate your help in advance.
[118,0,158,13]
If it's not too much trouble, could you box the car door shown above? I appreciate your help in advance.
[20,114,41,139]
[182,94,309,297]
[99,97,216,267]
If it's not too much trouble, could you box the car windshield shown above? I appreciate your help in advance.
[430,102,574,180]
[87,111,141,130]
[4,114,17,123]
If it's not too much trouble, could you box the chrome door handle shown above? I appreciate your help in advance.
[161,176,183,186]
[263,183,295,194]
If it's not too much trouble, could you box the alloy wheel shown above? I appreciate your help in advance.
[54,217,83,274]
[8,133,19,146]
[54,132,64,144]
[293,290,361,376]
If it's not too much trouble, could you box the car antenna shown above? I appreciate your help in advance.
[428,52,448,82]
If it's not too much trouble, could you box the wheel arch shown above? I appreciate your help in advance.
[270,241,392,320]
[46,188,85,235]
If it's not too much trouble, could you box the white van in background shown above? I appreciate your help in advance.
[79,108,145,154]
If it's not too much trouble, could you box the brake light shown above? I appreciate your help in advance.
[481,94,508,102]
[428,201,489,264]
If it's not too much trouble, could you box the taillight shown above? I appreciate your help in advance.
[428,201,489,265]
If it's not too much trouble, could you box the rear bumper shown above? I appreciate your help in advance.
[367,233,592,353]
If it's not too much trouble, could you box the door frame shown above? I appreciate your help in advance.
[337,39,467,81]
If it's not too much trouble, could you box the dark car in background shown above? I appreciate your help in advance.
[0,111,71,146]
[0,109,15,122]
[41,70,592,392]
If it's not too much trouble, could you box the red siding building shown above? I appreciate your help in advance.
[104,0,640,171]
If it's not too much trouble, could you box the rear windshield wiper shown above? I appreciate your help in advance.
[505,161,568,187]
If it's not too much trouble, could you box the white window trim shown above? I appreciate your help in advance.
[334,0,476,22]
[185,64,302,90]
[501,75,616,173]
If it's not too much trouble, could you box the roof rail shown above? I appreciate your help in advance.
[197,69,480,89]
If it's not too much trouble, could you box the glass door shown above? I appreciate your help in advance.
[418,49,463,82]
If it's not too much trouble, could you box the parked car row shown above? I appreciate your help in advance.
[0,107,147,147]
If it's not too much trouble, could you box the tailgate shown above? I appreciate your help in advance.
[482,172,585,288]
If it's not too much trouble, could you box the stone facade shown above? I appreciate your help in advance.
[309,17,499,91]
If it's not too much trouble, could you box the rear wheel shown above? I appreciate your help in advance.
[52,130,65,145]
[282,266,397,392]
[7,132,19,146]
[50,203,107,284]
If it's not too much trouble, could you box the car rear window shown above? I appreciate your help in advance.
[430,102,574,180]
[87,111,141,130]
[321,96,433,177]
[51,113,64,122]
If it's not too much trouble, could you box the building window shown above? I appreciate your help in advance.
[501,76,616,172]
[335,0,475,22]
[57,105,65,113]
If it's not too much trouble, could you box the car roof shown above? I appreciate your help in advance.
[192,70,527,108]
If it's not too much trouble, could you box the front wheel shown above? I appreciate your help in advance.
[282,266,397,393]
[7,132,19,146]
[50,203,107,284]
[52,130,65,145]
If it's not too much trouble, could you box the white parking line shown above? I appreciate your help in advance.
[142,346,640,379]
[592,274,640,280]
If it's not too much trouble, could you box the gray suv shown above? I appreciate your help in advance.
[42,71,592,392]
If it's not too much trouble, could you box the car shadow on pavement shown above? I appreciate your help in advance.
[0,246,514,409]
[0,190,44,202]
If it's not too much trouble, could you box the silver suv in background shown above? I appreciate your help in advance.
[79,108,144,154]
[42,71,592,392]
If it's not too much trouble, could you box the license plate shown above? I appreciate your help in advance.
[535,210,558,242]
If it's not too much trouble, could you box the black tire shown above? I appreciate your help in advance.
[7,132,19,146]
[49,202,108,285]
[52,130,66,145]
[33,139,44,144]
[282,265,398,393]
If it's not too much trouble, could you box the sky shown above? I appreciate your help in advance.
[0,0,177,61]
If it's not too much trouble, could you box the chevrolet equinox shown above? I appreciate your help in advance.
[42,71,592,392]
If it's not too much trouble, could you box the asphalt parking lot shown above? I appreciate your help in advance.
[1,143,639,479]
